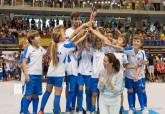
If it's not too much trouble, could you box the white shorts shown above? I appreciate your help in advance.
[147,65,154,74]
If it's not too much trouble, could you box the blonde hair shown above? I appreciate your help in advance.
[133,34,144,44]
[51,25,64,66]
[27,30,39,44]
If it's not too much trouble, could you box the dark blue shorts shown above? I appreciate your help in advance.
[47,77,64,88]
[125,77,143,90]
[24,75,42,96]
[66,75,78,92]
[77,73,91,87]
[90,78,99,93]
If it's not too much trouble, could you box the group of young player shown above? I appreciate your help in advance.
[19,11,149,114]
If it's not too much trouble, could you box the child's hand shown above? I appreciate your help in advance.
[133,74,139,82]
[25,74,30,83]
[82,21,93,28]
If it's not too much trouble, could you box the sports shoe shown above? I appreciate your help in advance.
[120,106,124,114]
[38,110,44,114]
[128,109,134,114]
[142,108,149,114]
[91,111,97,114]
[78,111,83,114]
[65,112,71,114]
[86,111,91,114]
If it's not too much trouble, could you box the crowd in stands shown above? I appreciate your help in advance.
[0,16,165,82]
[1,0,165,11]
[145,53,165,82]
[0,52,20,81]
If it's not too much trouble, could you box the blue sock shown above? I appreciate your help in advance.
[71,91,77,110]
[53,95,61,114]
[23,97,31,114]
[91,104,96,112]
[40,91,51,112]
[143,91,147,107]
[77,89,83,112]
[133,90,136,108]
[128,92,134,110]
[32,97,39,114]
[137,88,144,110]
[66,91,74,112]
[85,89,91,111]
[20,97,25,113]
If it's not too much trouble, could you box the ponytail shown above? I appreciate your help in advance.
[112,57,120,73]
[51,41,58,67]
[50,25,64,67]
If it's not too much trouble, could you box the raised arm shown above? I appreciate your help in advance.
[89,27,109,43]
[74,32,88,46]
[69,21,92,40]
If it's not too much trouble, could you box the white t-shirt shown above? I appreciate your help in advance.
[65,27,78,76]
[92,48,105,78]
[23,45,46,75]
[47,42,75,77]
[141,50,148,78]
[124,47,144,80]
[0,66,2,73]
[78,48,93,76]
[65,27,75,38]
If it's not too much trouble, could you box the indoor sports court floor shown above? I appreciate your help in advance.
[0,81,164,114]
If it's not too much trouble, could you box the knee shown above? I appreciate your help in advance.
[46,89,52,93]
[85,86,89,90]
[46,84,53,92]
[92,92,97,97]
[127,89,133,93]
[55,88,63,95]
[24,95,32,100]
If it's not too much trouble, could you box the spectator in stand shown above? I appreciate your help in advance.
[132,0,136,10]
[0,60,2,81]
[147,54,155,82]
[31,18,36,30]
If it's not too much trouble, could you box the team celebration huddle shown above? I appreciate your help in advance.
[19,10,149,114]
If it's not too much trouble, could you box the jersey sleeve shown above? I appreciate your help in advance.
[61,41,76,54]
[123,54,128,64]
[19,53,23,65]
[142,50,148,61]
[123,47,135,56]
[23,47,30,59]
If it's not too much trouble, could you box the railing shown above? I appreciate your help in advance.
[143,40,165,46]
[0,0,164,11]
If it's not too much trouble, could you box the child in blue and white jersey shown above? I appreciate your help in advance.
[134,49,149,113]
[90,35,105,114]
[0,61,2,81]
[19,39,29,114]
[77,37,94,114]
[22,30,46,114]
[124,35,146,114]
[65,18,81,113]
